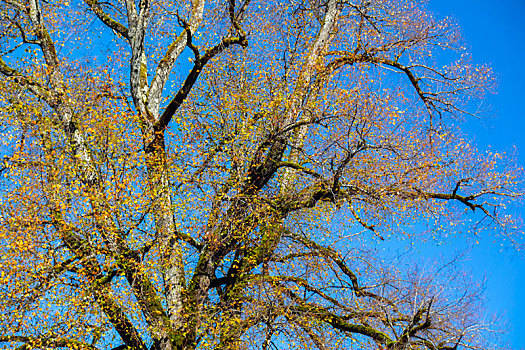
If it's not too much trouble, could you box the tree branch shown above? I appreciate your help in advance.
[147,0,206,118]
[0,57,54,101]
[156,35,248,132]
[84,0,130,40]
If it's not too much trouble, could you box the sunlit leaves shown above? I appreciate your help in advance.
[0,0,521,349]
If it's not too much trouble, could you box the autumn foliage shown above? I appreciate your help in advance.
[0,0,522,349]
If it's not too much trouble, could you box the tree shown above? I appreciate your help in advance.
[0,0,522,349]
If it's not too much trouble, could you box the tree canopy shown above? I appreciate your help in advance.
[0,0,522,349]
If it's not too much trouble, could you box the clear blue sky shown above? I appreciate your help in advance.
[426,1,525,348]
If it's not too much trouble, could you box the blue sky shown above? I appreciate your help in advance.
[425,1,525,348]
